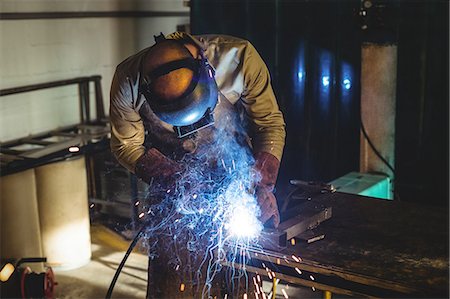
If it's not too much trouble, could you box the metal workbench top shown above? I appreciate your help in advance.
[247,192,449,298]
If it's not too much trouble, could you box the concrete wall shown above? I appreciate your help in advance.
[0,0,189,142]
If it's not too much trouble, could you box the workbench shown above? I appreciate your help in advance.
[242,192,449,298]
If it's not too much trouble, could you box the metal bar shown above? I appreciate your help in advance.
[18,136,82,159]
[94,77,105,120]
[78,82,87,123]
[0,76,100,96]
[258,229,287,251]
[0,11,189,20]
[236,263,379,299]
[84,81,91,123]
[278,207,332,240]
[241,247,417,295]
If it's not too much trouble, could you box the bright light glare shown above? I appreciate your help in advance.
[183,111,199,124]
[227,208,261,238]
[322,76,330,87]
[343,78,351,90]
[0,263,14,282]
[224,192,263,239]
[68,146,80,153]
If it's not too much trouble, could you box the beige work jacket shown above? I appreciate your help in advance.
[110,32,286,173]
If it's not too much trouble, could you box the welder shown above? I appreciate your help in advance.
[110,32,285,298]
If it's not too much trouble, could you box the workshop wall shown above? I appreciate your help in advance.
[0,0,189,142]
[191,0,362,187]
[191,0,449,206]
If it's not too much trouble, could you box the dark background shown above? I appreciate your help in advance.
[191,0,449,207]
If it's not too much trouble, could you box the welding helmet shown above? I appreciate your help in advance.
[140,33,218,138]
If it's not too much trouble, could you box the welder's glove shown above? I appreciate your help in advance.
[135,148,181,187]
[253,151,281,228]
[253,152,280,192]
[256,186,280,228]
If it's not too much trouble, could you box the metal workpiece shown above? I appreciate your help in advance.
[289,180,336,194]
[278,206,332,241]
[258,229,287,251]
[258,187,333,250]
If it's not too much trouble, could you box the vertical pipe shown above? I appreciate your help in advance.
[78,82,86,123]
[360,43,397,181]
[94,77,105,121]
[359,0,399,199]
[84,81,91,123]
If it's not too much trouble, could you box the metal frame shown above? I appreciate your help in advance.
[0,76,110,201]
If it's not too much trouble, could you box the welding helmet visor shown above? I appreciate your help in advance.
[140,38,218,135]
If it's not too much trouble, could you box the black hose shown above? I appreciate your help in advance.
[105,224,147,299]
[360,120,401,200]
[360,120,396,176]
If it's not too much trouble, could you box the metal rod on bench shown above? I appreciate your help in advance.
[0,77,93,96]
[93,76,105,120]
[78,81,87,124]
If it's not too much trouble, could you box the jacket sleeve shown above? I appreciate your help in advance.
[109,69,146,173]
[240,42,286,162]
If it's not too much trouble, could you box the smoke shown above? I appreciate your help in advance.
[139,99,264,297]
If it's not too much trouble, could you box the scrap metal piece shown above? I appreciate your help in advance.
[289,180,336,193]
[278,206,332,240]
[259,228,287,251]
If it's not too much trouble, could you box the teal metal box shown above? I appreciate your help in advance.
[329,172,392,200]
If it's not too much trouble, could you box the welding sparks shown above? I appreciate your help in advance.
[138,104,267,298]
[295,267,302,275]
[223,185,263,239]
[291,255,301,263]
[68,146,79,153]
[138,212,144,219]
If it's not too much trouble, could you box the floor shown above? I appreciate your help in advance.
[54,225,148,299]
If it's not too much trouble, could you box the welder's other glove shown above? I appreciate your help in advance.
[253,151,281,228]
[256,186,280,228]
[254,152,280,192]
[135,148,181,186]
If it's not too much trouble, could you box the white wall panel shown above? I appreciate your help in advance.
[0,1,189,142]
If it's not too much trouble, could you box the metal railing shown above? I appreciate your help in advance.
[0,75,105,124]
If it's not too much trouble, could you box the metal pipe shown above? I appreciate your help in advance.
[0,11,189,20]
[0,76,101,97]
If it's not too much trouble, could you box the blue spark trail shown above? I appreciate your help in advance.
[139,101,266,298]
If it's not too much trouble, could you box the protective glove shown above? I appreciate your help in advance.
[256,186,280,228]
[135,148,181,187]
[253,151,281,228]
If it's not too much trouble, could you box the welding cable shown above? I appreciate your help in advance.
[360,120,396,176]
[105,224,147,299]
[360,120,401,201]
